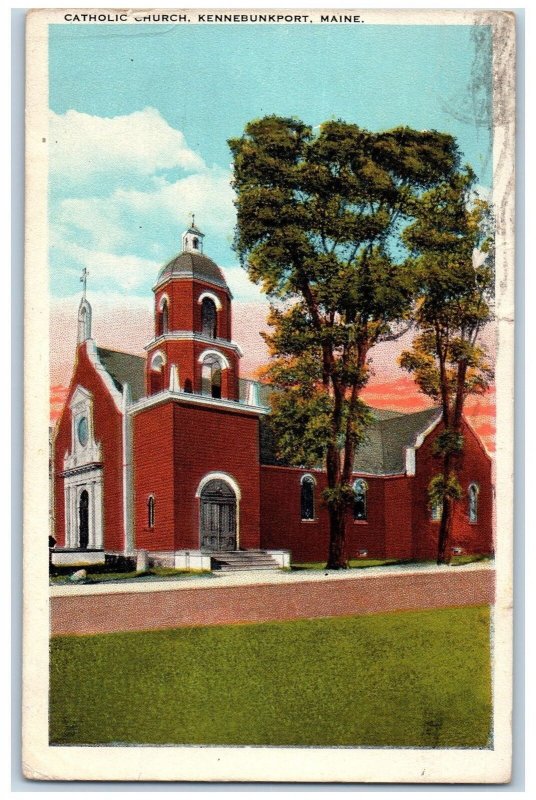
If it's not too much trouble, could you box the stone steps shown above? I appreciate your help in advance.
[209,550,281,572]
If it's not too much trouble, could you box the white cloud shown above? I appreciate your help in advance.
[50,108,205,182]
[103,167,236,236]
[49,108,240,300]
[52,166,236,287]
[223,265,266,303]
[51,237,161,291]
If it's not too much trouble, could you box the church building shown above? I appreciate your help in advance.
[52,222,494,570]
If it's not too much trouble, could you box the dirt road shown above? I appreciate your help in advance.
[50,567,494,636]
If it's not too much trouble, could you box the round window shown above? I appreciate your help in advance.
[77,416,89,447]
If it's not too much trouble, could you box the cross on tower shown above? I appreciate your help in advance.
[191,213,195,229]
[80,267,89,299]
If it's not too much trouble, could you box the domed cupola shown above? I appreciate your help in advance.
[155,218,230,293]
[145,218,241,401]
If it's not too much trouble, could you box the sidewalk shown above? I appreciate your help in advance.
[50,559,494,598]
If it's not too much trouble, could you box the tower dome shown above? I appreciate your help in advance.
[156,251,228,290]
[155,219,229,292]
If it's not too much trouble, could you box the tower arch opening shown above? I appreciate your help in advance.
[150,351,166,394]
[201,297,217,339]
[201,353,222,398]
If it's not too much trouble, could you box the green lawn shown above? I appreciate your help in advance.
[291,555,492,570]
[291,559,401,570]
[50,567,213,585]
[50,606,492,748]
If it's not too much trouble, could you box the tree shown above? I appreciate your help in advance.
[229,115,461,568]
[399,167,494,564]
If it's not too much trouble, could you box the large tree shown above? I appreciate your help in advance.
[400,167,494,564]
[229,116,461,568]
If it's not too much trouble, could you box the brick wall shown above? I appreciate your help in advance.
[411,418,494,559]
[259,466,395,563]
[132,399,262,551]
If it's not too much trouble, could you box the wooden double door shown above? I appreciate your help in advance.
[200,479,237,551]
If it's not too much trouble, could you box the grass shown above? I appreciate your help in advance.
[50,606,492,748]
[50,567,213,585]
[450,554,492,566]
[291,555,493,571]
[291,559,401,570]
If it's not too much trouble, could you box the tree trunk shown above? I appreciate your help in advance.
[326,502,348,569]
[437,360,467,565]
[437,495,453,565]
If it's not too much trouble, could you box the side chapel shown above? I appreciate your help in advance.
[52,222,494,569]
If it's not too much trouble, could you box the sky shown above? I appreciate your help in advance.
[48,21,495,448]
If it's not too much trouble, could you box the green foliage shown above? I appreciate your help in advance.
[322,482,357,509]
[400,168,494,419]
[265,384,334,468]
[432,429,465,457]
[428,473,464,507]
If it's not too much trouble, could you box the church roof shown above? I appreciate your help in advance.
[356,407,440,474]
[97,348,146,402]
[156,251,229,290]
[259,405,441,475]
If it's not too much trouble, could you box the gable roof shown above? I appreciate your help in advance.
[259,405,441,476]
[364,407,440,474]
[96,348,146,402]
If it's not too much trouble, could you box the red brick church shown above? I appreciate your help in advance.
[52,222,493,569]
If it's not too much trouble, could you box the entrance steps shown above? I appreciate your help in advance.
[210,550,282,572]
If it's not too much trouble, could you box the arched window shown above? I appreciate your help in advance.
[201,354,222,398]
[157,297,169,336]
[201,297,217,339]
[147,495,155,529]
[192,237,199,250]
[150,352,165,394]
[353,479,368,521]
[161,298,169,334]
[300,474,315,520]
[468,483,479,523]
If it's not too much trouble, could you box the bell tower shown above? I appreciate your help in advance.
[145,220,241,400]
[182,215,204,254]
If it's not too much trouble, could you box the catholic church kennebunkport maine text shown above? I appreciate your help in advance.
[51,221,493,572]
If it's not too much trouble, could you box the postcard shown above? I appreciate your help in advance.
[23,8,515,783]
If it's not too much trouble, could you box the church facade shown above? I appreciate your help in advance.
[52,223,494,569]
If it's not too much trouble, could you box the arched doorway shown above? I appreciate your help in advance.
[79,489,89,549]
[199,478,237,551]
